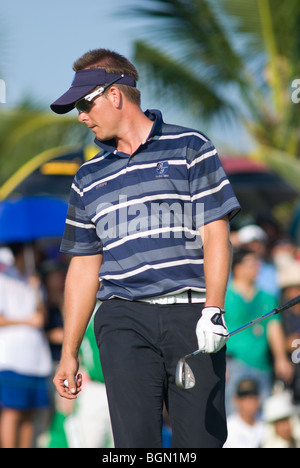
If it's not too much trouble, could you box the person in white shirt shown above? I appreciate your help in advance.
[262,391,300,448]
[0,243,52,448]
[224,378,266,448]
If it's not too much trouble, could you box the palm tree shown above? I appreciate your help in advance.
[128,0,300,189]
[0,21,92,188]
[0,101,90,187]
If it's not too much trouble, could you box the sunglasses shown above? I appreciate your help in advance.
[75,74,124,114]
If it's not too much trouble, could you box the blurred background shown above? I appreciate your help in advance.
[1,0,300,449]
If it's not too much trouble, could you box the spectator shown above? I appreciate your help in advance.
[271,237,299,270]
[225,248,293,415]
[277,259,300,403]
[37,260,67,447]
[0,243,52,448]
[41,260,66,366]
[224,378,265,448]
[262,391,300,448]
[237,224,280,297]
[0,247,14,272]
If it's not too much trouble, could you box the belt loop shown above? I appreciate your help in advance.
[188,290,192,303]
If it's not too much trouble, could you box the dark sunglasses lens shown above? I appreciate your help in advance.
[75,98,93,113]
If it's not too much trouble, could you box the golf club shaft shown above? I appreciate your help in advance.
[185,294,300,361]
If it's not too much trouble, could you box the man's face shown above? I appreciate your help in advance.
[77,88,120,141]
[274,418,293,441]
[235,394,261,420]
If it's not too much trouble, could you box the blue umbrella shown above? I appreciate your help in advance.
[0,196,68,243]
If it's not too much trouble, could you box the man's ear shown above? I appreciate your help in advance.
[108,86,123,109]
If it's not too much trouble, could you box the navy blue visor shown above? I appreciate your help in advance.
[50,68,136,114]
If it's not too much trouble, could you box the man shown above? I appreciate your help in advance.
[262,391,300,448]
[224,378,265,448]
[225,248,293,415]
[50,48,240,448]
[277,258,300,402]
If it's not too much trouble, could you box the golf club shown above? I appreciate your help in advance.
[175,294,300,390]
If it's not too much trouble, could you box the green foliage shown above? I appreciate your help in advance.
[129,0,300,161]
[0,103,89,186]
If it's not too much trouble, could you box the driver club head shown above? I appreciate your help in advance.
[175,357,196,389]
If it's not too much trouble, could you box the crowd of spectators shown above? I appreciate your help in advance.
[225,219,300,448]
[0,212,300,448]
[0,242,113,448]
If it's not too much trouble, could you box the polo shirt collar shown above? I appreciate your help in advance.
[94,109,163,157]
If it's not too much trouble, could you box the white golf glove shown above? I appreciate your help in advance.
[196,307,229,353]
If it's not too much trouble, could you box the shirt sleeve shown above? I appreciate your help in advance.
[187,138,241,228]
[60,176,103,256]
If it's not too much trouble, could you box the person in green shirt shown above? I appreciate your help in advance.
[225,248,293,415]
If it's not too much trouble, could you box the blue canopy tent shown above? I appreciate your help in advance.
[0,196,68,243]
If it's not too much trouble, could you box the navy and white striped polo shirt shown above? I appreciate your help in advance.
[61,109,240,301]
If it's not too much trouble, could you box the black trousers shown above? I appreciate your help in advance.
[94,299,227,448]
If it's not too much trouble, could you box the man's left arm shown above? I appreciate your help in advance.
[200,215,232,309]
[196,216,232,353]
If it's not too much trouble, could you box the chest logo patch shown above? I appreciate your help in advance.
[156,161,169,176]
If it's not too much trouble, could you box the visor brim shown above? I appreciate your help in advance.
[50,85,95,114]
[50,69,137,115]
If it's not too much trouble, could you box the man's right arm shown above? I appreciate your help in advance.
[53,253,103,399]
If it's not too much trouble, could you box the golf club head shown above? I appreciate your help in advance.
[175,295,300,391]
[175,357,196,389]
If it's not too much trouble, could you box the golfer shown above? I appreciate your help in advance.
[51,48,240,448]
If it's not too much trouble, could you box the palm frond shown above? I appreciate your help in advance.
[134,40,238,122]
[128,0,247,86]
